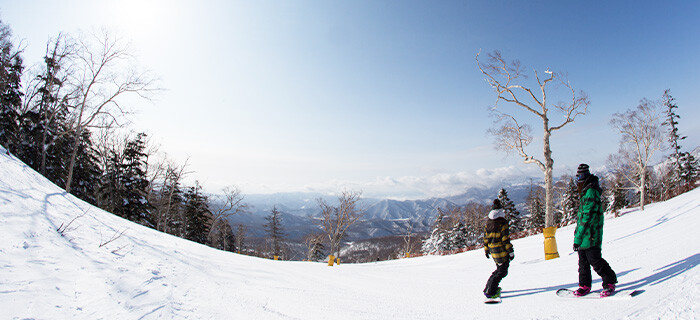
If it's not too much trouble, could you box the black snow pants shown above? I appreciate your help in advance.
[578,246,617,287]
[484,260,510,296]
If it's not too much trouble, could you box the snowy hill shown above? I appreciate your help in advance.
[1,146,699,319]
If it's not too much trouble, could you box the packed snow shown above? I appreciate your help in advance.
[1,146,699,319]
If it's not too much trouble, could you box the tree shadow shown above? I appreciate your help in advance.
[501,269,638,299]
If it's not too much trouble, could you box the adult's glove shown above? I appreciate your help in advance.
[573,243,580,252]
[485,251,490,259]
[509,252,514,261]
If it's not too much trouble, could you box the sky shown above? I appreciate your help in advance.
[2,1,699,199]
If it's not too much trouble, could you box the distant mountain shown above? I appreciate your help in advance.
[221,184,534,242]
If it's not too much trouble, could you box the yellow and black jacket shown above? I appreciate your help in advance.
[483,209,514,265]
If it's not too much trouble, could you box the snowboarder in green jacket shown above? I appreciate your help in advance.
[573,163,618,297]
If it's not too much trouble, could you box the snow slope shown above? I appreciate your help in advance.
[1,146,699,320]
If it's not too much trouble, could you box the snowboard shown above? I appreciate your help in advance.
[556,288,643,300]
[484,287,502,304]
[483,296,502,304]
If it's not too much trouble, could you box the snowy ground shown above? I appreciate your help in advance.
[1,146,699,320]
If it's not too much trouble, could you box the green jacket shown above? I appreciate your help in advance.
[574,175,604,249]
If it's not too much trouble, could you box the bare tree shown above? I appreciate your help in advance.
[609,98,664,210]
[316,190,364,261]
[401,219,414,257]
[207,186,248,243]
[149,158,190,234]
[476,50,589,228]
[64,30,158,193]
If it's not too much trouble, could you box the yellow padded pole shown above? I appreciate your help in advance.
[543,226,560,260]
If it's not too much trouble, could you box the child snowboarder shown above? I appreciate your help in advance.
[483,199,514,300]
[573,163,618,297]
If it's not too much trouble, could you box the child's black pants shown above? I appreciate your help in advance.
[484,260,510,296]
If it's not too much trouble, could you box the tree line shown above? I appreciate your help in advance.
[0,21,250,253]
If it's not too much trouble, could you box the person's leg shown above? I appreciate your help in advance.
[585,246,617,286]
[578,249,592,287]
[484,261,509,296]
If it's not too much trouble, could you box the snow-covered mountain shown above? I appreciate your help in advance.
[228,186,525,241]
[2,144,699,319]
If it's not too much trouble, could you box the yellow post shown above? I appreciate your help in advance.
[336,257,340,265]
[327,255,335,266]
[405,252,410,258]
[543,226,560,260]
[274,255,279,261]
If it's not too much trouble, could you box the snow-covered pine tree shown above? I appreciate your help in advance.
[525,184,545,229]
[559,178,579,226]
[67,130,101,205]
[609,173,629,215]
[421,210,446,255]
[678,151,699,191]
[304,234,326,261]
[497,188,523,232]
[118,133,153,226]
[446,222,468,251]
[183,182,211,244]
[0,21,23,153]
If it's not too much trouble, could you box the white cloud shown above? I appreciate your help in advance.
[269,165,543,200]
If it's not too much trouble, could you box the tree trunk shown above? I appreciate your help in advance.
[64,128,81,193]
[640,167,646,211]
[542,124,556,228]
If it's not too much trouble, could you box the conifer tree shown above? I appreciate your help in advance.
[421,211,446,255]
[609,174,629,215]
[661,89,684,195]
[446,222,469,250]
[119,133,152,225]
[526,184,546,229]
[100,133,152,225]
[559,178,579,226]
[304,234,326,261]
[183,182,211,244]
[0,20,23,153]
[162,170,186,236]
[209,220,236,252]
[264,206,286,258]
[67,130,101,205]
[497,188,523,232]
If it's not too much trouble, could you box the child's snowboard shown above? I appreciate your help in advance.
[484,287,502,304]
[556,288,643,300]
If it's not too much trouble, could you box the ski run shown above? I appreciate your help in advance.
[1,145,699,319]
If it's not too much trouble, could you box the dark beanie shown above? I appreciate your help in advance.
[577,163,590,180]
[492,199,502,210]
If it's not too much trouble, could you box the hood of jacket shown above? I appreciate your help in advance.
[488,208,505,220]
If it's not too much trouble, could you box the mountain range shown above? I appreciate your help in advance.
[223,183,534,242]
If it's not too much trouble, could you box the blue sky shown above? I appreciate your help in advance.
[2,1,699,199]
